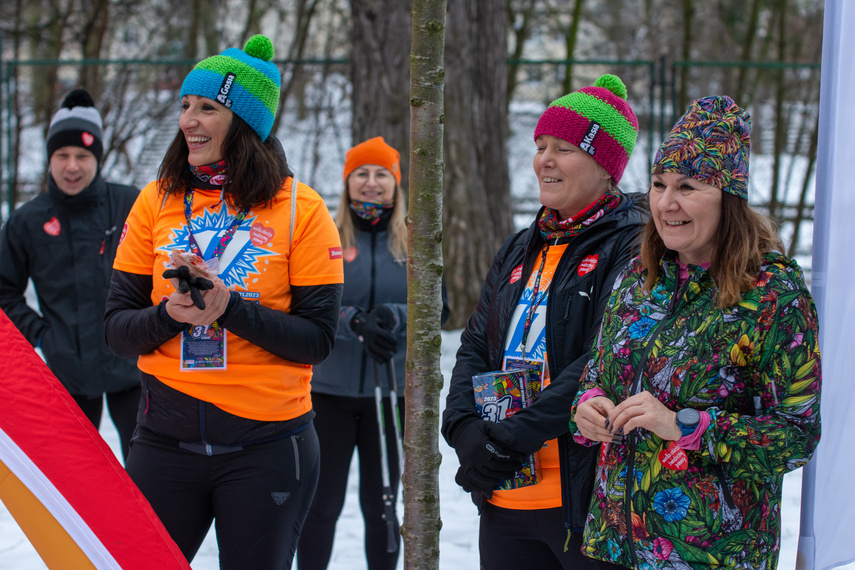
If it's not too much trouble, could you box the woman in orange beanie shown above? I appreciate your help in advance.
[298,137,446,569]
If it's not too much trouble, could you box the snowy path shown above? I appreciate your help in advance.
[0,331,843,569]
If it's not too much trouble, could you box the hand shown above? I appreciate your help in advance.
[607,391,681,442]
[163,265,214,309]
[575,396,617,442]
[368,304,396,331]
[164,277,230,326]
[452,420,525,493]
[351,309,399,363]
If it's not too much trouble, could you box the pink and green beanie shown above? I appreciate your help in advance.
[534,74,639,183]
[653,95,750,200]
[181,34,280,141]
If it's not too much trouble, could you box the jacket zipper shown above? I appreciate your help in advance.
[623,276,685,568]
[358,229,378,394]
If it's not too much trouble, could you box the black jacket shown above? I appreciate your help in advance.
[0,174,140,397]
[311,210,449,398]
[441,192,648,531]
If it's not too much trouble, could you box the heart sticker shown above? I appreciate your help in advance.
[43,217,61,236]
[81,132,95,147]
[249,222,275,246]
[658,441,688,470]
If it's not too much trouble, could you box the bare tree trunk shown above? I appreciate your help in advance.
[404,3,447,568]
[350,0,413,186]
[80,0,111,97]
[443,0,512,329]
[788,113,818,258]
[769,0,788,223]
[734,0,762,101]
[506,0,536,106]
[561,0,584,95]
[677,0,694,113]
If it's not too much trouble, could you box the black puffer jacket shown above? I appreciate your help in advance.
[442,192,648,532]
[0,174,140,397]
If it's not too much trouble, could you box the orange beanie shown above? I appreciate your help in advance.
[343,136,401,184]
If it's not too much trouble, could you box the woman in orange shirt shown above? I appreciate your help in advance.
[104,35,343,568]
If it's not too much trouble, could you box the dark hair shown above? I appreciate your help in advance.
[157,115,290,212]
[640,191,784,308]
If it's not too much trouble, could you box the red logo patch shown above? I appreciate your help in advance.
[43,217,61,236]
[577,254,599,276]
[658,442,689,471]
[329,247,343,260]
[510,264,523,284]
[81,132,95,147]
[343,247,358,262]
[210,174,227,186]
[118,222,129,246]
[249,222,275,246]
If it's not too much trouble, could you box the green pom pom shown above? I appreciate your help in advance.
[593,74,627,100]
[244,34,274,61]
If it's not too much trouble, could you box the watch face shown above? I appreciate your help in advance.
[676,407,701,427]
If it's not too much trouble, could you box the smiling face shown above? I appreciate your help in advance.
[346,164,397,204]
[49,146,98,196]
[533,135,612,219]
[179,95,234,166]
[650,172,723,265]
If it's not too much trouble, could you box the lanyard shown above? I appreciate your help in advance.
[183,188,248,271]
[519,245,550,358]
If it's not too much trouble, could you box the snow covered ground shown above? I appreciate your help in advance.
[0,330,845,569]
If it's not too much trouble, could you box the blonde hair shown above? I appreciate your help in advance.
[335,183,408,263]
[640,192,784,308]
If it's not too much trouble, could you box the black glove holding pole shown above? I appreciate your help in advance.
[162,265,214,310]
[351,305,399,363]
[452,419,525,496]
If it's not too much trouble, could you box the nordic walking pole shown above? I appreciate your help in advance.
[372,358,398,553]
[386,356,405,476]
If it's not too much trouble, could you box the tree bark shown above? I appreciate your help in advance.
[404,3,447,569]
[443,0,513,329]
[350,0,413,186]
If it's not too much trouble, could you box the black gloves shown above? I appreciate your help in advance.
[452,420,525,496]
[162,265,214,309]
[351,305,399,363]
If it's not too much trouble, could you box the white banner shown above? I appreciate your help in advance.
[797,1,855,569]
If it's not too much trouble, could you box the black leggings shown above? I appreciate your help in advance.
[126,424,320,569]
[72,384,141,461]
[479,502,622,570]
[297,393,403,570]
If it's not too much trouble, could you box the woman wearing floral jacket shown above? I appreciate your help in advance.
[571,95,821,569]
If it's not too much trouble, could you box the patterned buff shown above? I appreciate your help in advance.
[190,160,229,186]
[350,200,394,224]
[653,95,751,200]
[538,189,621,241]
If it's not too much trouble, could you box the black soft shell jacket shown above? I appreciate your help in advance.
[442,192,648,532]
[0,174,140,397]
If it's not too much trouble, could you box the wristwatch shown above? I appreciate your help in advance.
[675,408,701,438]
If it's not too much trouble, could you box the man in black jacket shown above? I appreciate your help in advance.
[0,88,140,460]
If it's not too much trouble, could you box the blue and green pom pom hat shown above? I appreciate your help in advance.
[181,34,281,141]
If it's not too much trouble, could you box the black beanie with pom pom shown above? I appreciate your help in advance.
[46,88,104,164]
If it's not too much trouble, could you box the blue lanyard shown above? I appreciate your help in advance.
[182,188,248,270]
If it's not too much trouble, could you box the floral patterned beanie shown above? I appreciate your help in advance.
[653,95,751,200]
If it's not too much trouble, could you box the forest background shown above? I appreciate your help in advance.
[0,0,824,329]
[0,2,826,566]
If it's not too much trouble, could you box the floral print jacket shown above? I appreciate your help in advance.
[569,251,821,569]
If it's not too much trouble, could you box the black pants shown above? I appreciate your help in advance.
[479,502,622,570]
[126,424,320,569]
[72,384,141,461]
[297,393,403,570]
